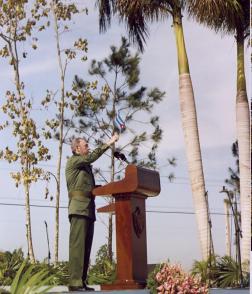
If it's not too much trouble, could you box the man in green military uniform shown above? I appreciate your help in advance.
[65,134,119,292]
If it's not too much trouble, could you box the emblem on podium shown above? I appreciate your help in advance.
[132,206,145,238]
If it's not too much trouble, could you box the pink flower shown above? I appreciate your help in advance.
[154,262,208,294]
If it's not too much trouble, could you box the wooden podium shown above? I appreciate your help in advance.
[92,164,160,290]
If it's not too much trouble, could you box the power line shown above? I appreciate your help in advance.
[0,163,226,182]
[0,162,228,185]
[0,202,230,216]
[147,210,229,216]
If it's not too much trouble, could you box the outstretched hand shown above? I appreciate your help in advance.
[107,132,119,145]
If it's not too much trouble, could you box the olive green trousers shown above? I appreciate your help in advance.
[69,215,94,287]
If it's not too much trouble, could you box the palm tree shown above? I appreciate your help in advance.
[187,0,250,264]
[95,0,212,260]
[191,255,217,286]
[214,255,249,288]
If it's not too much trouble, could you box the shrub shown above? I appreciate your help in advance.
[87,244,116,285]
[0,249,24,286]
[191,255,250,288]
[0,260,54,294]
[0,249,69,286]
[191,255,218,287]
[32,261,69,286]
[214,256,249,288]
[147,263,165,294]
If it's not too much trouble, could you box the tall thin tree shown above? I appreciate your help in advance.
[70,37,165,261]
[42,0,88,264]
[95,0,212,259]
[0,0,51,263]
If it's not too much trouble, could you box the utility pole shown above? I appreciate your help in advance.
[219,186,243,288]
[205,191,215,286]
[44,220,51,264]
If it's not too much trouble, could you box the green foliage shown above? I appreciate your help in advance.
[51,262,69,285]
[10,260,54,294]
[0,0,52,190]
[72,36,165,171]
[187,0,249,37]
[0,249,24,286]
[0,0,50,50]
[225,141,240,193]
[69,37,166,261]
[214,256,249,288]
[191,259,211,286]
[96,0,175,52]
[1,90,51,187]
[191,255,218,287]
[41,1,89,143]
[87,244,116,285]
[147,263,165,294]
[33,261,69,286]
[38,1,90,264]
[191,255,250,288]
[0,249,69,286]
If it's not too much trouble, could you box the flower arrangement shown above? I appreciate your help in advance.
[155,263,208,294]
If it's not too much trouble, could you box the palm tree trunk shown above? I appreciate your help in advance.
[224,199,231,257]
[24,182,35,263]
[172,11,212,260]
[236,31,250,263]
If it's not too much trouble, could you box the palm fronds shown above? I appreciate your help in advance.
[187,0,248,36]
[191,255,250,288]
[95,0,176,52]
[10,260,54,294]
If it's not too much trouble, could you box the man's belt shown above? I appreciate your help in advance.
[69,190,88,198]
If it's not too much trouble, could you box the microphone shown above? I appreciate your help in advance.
[114,150,130,164]
[114,151,121,160]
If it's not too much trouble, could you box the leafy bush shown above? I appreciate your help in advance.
[31,261,69,286]
[0,249,69,286]
[191,255,218,287]
[148,262,208,294]
[87,244,116,285]
[191,255,249,288]
[0,249,24,285]
[0,260,54,294]
[213,256,249,288]
[147,263,165,294]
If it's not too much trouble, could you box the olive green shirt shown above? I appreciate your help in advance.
[65,144,109,220]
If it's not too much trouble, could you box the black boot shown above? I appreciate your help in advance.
[68,285,87,292]
[83,282,95,291]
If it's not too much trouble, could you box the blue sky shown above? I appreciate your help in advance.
[0,1,250,270]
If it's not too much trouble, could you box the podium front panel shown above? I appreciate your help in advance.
[115,193,147,283]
